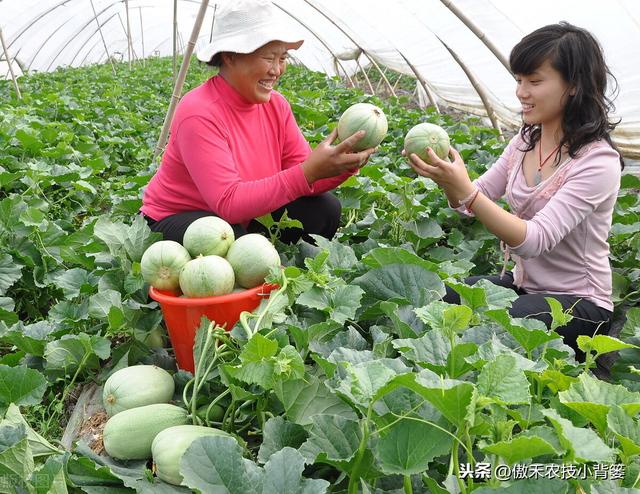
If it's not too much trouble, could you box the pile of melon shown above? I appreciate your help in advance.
[141,216,281,297]
[102,364,228,485]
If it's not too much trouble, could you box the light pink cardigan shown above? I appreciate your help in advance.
[457,133,620,311]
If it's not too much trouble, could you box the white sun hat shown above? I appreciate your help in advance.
[196,0,304,63]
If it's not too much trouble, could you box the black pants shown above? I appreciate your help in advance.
[142,193,341,245]
[443,272,612,361]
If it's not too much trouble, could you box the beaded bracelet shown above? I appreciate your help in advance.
[458,187,479,210]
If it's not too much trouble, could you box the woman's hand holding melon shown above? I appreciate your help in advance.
[301,128,375,184]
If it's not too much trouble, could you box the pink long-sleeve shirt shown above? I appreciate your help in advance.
[141,75,354,225]
[458,133,620,311]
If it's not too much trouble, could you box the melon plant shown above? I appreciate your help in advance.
[178,255,235,297]
[102,403,188,460]
[102,365,175,416]
[337,102,388,152]
[225,234,280,289]
[404,122,451,164]
[183,216,234,257]
[152,425,230,485]
[141,240,191,290]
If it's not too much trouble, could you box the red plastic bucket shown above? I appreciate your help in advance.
[149,284,277,372]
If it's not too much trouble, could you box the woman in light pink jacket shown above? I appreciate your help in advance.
[407,22,624,361]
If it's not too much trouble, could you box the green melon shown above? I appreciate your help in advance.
[404,122,451,164]
[141,240,191,290]
[225,234,280,289]
[152,425,230,485]
[103,404,188,460]
[337,103,388,152]
[183,216,235,257]
[178,255,235,297]
[102,365,174,416]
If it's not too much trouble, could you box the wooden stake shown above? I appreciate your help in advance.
[139,7,145,67]
[0,26,21,99]
[154,0,210,163]
[124,0,133,69]
[302,0,396,96]
[89,0,116,75]
[439,0,511,74]
[436,35,504,139]
[173,0,178,84]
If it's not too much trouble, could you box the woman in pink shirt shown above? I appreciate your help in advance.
[141,0,374,244]
[407,23,624,361]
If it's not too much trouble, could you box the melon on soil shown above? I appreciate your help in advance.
[102,365,174,416]
[102,403,188,460]
[152,425,230,485]
[178,255,235,297]
[225,234,280,289]
[404,122,451,164]
[337,102,388,152]
[183,216,235,257]
[141,240,191,290]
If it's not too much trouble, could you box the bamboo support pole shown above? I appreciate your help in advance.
[0,27,21,99]
[302,0,396,96]
[90,0,116,75]
[154,0,210,163]
[70,13,118,70]
[139,7,145,67]
[374,66,388,93]
[117,14,139,61]
[271,4,354,87]
[436,35,503,139]
[209,4,217,42]
[354,55,375,94]
[439,0,511,74]
[398,51,440,112]
[124,0,132,69]
[173,0,178,84]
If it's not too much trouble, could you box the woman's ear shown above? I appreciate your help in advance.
[569,86,577,96]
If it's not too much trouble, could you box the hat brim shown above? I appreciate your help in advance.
[197,34,304,63]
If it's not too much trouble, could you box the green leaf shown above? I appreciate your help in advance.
[353,264,444,308]
[559,373,640,434]
[414,301,473,338]
[31,454,68,494]
[392,330,451,370]
[0,366,47,407]
[361,247,440,274]
[311,236,358,271]
[257,417,307,464]
[391,370,476,428]
[374,417,451,475]
[44,334,111,373]
[484,309,560,353]
[299,414,361,463]
[2,404,61,457]
[50,268,96,299]
[88,289,123,319]
[477,355,532,405]
[0,423,34,490]
[542,408,615,463]
[607,405,640,457]
[334,359,407,409]
[181,436,328,494]
[261,447,329,494]
[274,376,357,426]
[481,435,558,465]
[545,297,573,331]
[577,334,637,356]
[296,285,363,324]
[0,254,23,297]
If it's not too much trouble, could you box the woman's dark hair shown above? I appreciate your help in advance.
[510,22,624,169]
[206,52,225,68]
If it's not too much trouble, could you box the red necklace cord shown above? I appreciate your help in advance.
[537,141,562,174]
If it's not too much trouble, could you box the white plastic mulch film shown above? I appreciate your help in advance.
[1,0,639,157]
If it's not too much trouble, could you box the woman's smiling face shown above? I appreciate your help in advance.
[221,41,290,104]
[515,59,575,129]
